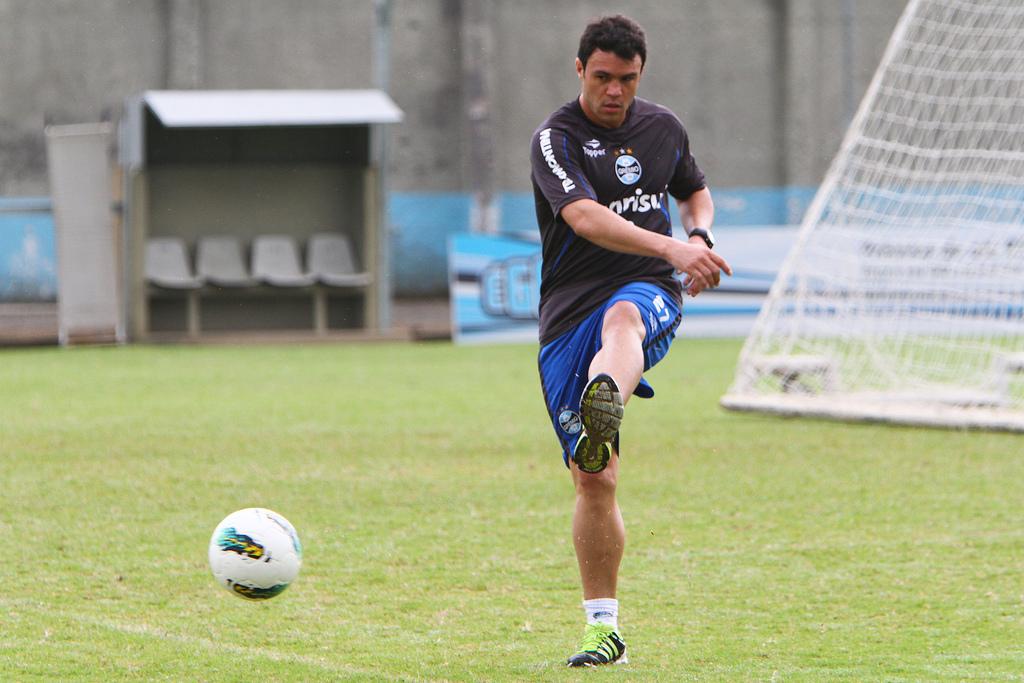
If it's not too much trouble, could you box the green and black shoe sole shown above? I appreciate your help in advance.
[572,373,624,474]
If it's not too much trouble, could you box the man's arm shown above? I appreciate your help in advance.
[678,186,714,235]
[560,197,730,296]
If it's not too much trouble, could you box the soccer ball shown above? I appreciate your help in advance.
[208,508,302,600]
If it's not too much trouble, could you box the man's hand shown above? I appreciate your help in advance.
[669,237,732,296]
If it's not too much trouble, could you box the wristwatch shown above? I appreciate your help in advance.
[687,227,715,249]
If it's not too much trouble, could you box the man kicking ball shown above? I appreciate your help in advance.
[530,14,731,666]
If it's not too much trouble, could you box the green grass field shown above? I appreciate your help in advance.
[1,340,1022,681]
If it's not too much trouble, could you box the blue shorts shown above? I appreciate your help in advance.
[538,282,682,467]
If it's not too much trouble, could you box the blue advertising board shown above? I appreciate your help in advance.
[0,198,57,302]
[449,233,543,344]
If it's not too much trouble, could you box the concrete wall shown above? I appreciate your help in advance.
[1,0,908,197]
[0,0,376,194]
[394,0,909,192]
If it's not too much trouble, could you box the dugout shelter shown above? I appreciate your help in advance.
[120,90,402,340]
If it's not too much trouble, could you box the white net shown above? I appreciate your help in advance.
[722,0,1024,431]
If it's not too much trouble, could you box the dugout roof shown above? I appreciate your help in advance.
[121,89,402,169]
[144,89,403,128]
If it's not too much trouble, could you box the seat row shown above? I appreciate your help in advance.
[145,233,371,291]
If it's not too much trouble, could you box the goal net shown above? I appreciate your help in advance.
[721,0,1024,431]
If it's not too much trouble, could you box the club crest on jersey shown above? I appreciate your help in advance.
[615,153,642,185]
[558,409,582,435]
[582,139,606,158]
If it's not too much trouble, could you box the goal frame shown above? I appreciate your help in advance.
[721,0,1024,433]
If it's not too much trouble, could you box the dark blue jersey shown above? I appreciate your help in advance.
[530,97,705,344]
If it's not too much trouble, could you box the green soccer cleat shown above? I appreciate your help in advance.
[566,622,627,667]
[573,373,623,473]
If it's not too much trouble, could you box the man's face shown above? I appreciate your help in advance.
[576,49,643,129]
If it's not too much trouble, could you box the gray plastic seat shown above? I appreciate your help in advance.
[307,232,372,287]
[145,237,203,289]
[252,235,316,287]
[196,236,257,287]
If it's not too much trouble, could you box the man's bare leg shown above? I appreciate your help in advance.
[588,301,646,399]
[571,454,624,598]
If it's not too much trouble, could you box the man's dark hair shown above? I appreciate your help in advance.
[577,15,647,70]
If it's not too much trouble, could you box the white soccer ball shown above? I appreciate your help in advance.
[208,508,302,600]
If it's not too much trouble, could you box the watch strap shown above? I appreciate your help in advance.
[688,227,714,249]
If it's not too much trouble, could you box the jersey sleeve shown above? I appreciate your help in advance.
[666,126,706,200]
[530,126,596,216]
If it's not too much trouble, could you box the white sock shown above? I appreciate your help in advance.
[583,598,619,629]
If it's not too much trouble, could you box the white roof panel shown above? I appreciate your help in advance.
[144,90,403,127]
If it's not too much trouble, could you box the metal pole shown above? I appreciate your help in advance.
[460,0,499,234]
[373,0,393,329]
[841,0,857,127]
